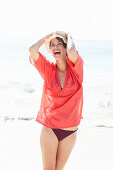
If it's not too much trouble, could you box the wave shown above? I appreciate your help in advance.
[0,116,35,122]
[95,124,113,128]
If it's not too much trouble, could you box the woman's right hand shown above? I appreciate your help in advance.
[29,32,53,62]
[29,32,53,52]
[44,32,53,40]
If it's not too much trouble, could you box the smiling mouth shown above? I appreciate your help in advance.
[54,51,61,55]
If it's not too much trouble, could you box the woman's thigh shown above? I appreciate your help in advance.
[55,131,77,170]
[40,126,59,169]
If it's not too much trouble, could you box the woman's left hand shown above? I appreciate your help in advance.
[66,33,78,64]
[66,33,76,51]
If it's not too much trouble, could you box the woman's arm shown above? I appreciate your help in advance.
[29,33,53,62]
[66,33,78,64]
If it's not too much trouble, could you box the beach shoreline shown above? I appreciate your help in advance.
[0,39,113,169]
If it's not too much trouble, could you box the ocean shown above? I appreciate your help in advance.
[0,38,113,127]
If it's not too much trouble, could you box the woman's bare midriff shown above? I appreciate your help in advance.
[42,126,78,132]
[60,126,78,131]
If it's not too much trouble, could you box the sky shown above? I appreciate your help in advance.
[0,0,113,40]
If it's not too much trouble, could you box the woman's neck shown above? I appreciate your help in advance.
[56,59,67,72]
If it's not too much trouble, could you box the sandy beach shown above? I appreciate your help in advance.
[0,119,113,170]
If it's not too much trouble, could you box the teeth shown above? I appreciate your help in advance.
[54,51,61,55]
[55,51,60,53]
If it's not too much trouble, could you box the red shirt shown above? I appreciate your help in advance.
[29,51,84,128]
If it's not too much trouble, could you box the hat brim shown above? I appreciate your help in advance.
[45,32,67,53]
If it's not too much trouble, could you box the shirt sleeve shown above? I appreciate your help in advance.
[29,52,53,83]
[67,51,84,85]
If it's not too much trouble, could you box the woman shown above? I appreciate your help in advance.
[29,31,83,170]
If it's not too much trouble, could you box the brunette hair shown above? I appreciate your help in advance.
[50,37,67,49]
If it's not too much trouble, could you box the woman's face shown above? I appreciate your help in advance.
[50,38,67,60]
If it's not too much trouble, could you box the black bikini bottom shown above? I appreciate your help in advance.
[52,128,78,141]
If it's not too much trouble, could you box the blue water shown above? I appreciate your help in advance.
[0,38,113,126]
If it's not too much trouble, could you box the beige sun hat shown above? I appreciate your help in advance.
[45,31,67,53]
